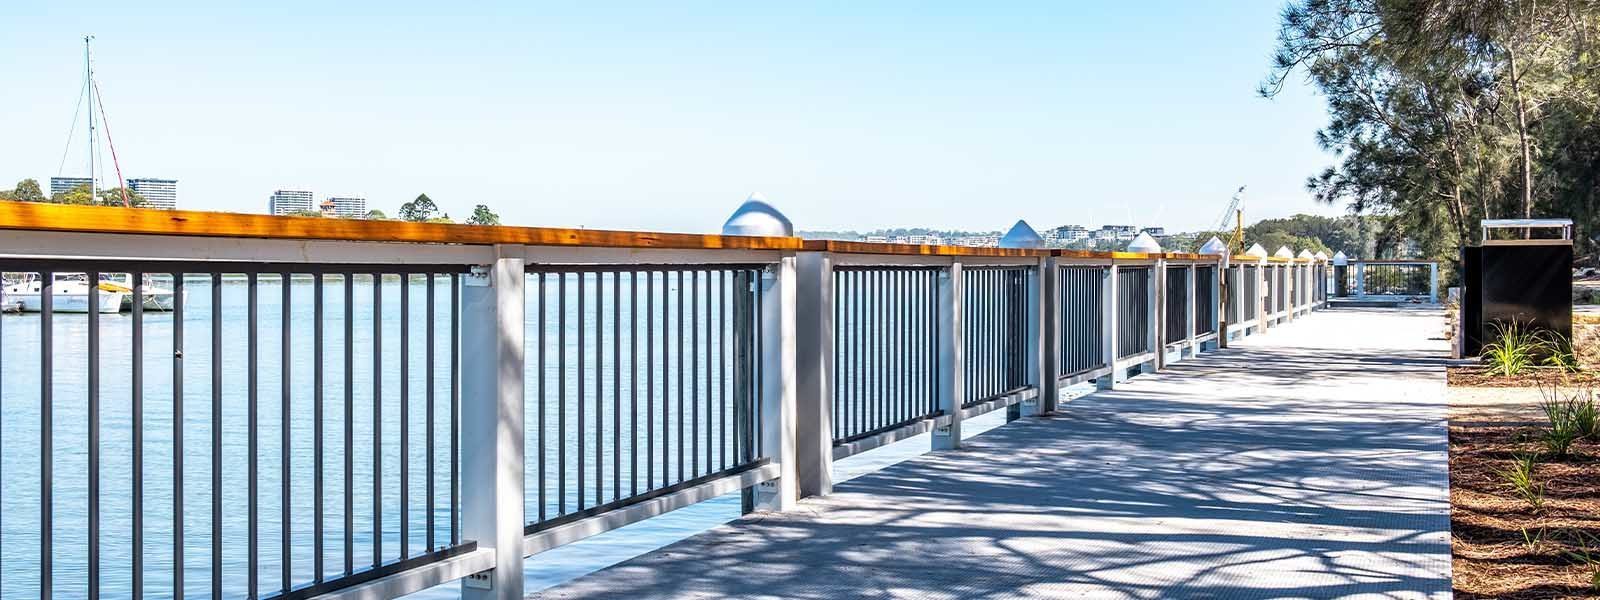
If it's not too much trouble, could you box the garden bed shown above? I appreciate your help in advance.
[1451,399,1600,598]
[1448,366,1600,388]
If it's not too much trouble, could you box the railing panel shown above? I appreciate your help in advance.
[830,266,940,445]
[1115,267,1150,359]
[1361,263,1431,296]
[962,266,1030,408]
[0,261,470,600]
[523,265,769,534]
[1243,265,1259,321]
[1194,266,1216,336]
[1163,267,1188,345]
[1058,265,1106,376]
[1274,267,1288,314]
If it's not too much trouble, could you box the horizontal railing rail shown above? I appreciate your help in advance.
[0,203,1337,600]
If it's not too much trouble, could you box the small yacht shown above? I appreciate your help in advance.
[104,273,180,311]
[2,273,127,314]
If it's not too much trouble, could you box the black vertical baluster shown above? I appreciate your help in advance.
[212,273,223,596]
[612,271,621,501]
[344,274,354,574]
[646,272,655,489]
[247,272,258,596]
[629,271,638,497]
[596,272,605,504]
[373,274,383,566]
[426,274,436,546]
[281,273,292,592]
[703,270,713,471]
[578,274,586,509]
[718,270,727,469]
[557,273,568,515]
[900,270,908,422]
[690,270,699,478]
[676,270,684,481]
[537,273,546,523]
[854,270,863,436]
[42,271,55,600]
[314,273,325,577]
[130,272,144,599]
[173,274,185,597]
[399,275,410,558]
[87,271,99,599]
[450,273,460,545]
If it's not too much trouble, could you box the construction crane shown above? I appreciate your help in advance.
[1211,186,1246,254]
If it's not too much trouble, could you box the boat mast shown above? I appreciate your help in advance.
[85,35,96,199]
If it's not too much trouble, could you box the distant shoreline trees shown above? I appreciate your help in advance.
[0,178,147,207]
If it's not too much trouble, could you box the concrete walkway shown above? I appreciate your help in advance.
[529,308,1453,599]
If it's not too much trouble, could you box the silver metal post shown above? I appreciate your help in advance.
[754,254,798,511]
[1143,262,1159,374]
[794,251,834,498]
[1185,264,1197,356]
[1097,264,1119,390]
[461,245,526,600]
[933,261,964,450]
[1022,257,1047,417]
[1035,257,1060,415]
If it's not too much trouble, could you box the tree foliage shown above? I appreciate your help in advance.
[1264,0,1600,259]
[467,204,500,226]
[398,193,440,222]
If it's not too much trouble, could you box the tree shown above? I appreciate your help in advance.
[364,209,387,220]
[1263,0,1600,258]
[398,194,440,222]
[12,179,45,202]
[467,204,501,226]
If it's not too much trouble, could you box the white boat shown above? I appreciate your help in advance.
[1,273,127,314]
[104,273,180,311]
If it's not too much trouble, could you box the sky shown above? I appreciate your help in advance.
[0,1,1342,236]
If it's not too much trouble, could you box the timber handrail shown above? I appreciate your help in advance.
[0,202,1238,260]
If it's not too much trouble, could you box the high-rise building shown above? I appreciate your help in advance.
[49,176,92,198]
[320,196,367,218]
[268,190,315,215]
[126,178,178,209]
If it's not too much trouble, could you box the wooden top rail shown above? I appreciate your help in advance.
[0,202,804,251]
[0,203,1330,262]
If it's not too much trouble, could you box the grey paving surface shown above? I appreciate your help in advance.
[529,307,1452,599]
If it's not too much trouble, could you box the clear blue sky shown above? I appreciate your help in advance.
[0,1,1339,236]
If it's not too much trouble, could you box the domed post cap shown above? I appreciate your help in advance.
[1126,231,1163,253]
[998,219,1045,249]
[721,192,794,237]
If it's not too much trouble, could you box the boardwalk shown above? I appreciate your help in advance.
[530,307,1452,599]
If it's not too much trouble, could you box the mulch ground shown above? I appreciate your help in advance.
[1451,413,1600,598]
[1449,366,1600,388]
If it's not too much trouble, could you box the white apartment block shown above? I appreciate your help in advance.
[269,190,316,215]
[320,196,367,218]
[49,176,92,198]
[126,178,178,209]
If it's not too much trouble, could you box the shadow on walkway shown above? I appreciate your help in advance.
[529,307,1452,599]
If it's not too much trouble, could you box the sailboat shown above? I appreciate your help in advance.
[0,37,184,314]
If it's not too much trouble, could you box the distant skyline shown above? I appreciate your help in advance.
[1,1,1341,234]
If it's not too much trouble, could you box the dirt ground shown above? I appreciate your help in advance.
[1449,386,1600,598]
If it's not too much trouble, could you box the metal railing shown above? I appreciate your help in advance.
[962,266,1030,409]
[1194,266,1216,336]
[830,266,941,444]
[1164,266,1189,346]
[0,262,470,600]
[522,267,768,534]
[1057,265,1106,377]
[0,203,1333,600]
[1115,267,1152,359]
